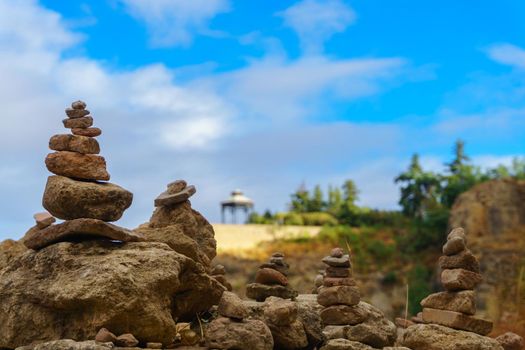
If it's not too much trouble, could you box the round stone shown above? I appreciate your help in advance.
[71,100,87,110]
[42,175,133,221]
[330,247,344,258]
[255,268,288,286]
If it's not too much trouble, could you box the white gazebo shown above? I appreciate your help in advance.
[220,189,254,224]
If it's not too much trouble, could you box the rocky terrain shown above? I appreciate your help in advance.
[0,101,523,349]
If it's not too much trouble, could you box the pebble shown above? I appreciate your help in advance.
[443,236,466,255]
[95,327,117,343]
[71,100,87,110]
[330,247,344,258]
[115,333,139,347]
[255,268,288,286]
[33,212,55,229]
[146,342,163,349]
[322,255,350,267]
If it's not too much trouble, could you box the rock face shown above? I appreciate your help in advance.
[401,324,504,350]
[42,175,133,221]
[0,241,224,349]
[0,239,27,271]
[449,179,525,239]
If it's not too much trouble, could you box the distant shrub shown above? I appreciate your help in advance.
[301,212,338,226]
[408,264,432,315]
[283,212,304,226]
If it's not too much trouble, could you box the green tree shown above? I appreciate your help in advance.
[342,180,359,211]
[395,154,441,219]
[327,185,343,216]
[290,183,310,213]
[308,185,325,212]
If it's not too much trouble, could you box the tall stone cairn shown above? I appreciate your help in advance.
[246,252,298,301]
[317,247,361,325]
[23,101,138,250]
[420,227,493,335]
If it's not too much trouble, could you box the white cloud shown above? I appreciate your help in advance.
[279,0,356,53]
[118,0,230,47]
[486,43,525,69]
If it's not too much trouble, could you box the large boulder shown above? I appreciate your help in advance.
[401,323,504,350]
[136,201,216,269]
[0,241,224,349]
[0,239,27,271]
[42,175,132,222]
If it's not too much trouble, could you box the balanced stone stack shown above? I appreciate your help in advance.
[154,180,196,207]
[317,247,361,325]
[420,227,493,335]
[246,252,298,302]
[23,100,138,250]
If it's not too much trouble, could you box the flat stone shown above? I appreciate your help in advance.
[115,333,139,347]
[217,291,248,320]
[395,317,415,328]
[71,100,87,110]
[154,185,196,207]
[443,236,466,255]
[272,252,284,258]
[439,249,480,273]
[255,267,288,286]
[441,268,482,291]
[260,262,289,276]
[422,308,493,335]
[22,218,143,250]
[72,127,102,137]
[65,108,90,118]
[330,247,345,258]
[320,304,368,325]
[63,116,93,128]
[317,285,360,307]
[49,134,100,154]
[33,212,55,229]
[269,256,287,265]
[323,276,357,287]
[95,327,117,343]
[45,151,110,181]
[146,343,163,349]
[264,298,298,325]
[421,290,476,315]
[325,266,351,278]
[496,332,524,350]
[167,180,187,194]
[246,283,298,302]
[322,255,350,267]
[42,175,132,221]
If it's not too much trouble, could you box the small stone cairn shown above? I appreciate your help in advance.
[246,252,298,302]
[317,247,361,326]
[420,227,493,335]
[23,100,139,250]
[154,180,196,207]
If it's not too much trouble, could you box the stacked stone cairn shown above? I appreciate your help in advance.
[23,100,138,250]
[154,179,196,207]
[246,252,298,302]
[420,227,493,335]
[317,247,360,326]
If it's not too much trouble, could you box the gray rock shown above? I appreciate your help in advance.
[154,185,196,207]
[217,291,248,320]
[205,317,273,350]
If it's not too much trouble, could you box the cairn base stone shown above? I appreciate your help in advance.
[246,283,298,301]
[43,175,132,222]
[401,323,503,350]
[421,290,476,315]
[45,151,110,181]
[422,308,493,335]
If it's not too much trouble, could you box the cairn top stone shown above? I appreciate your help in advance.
[71,100,87,110]
[330,247,344,258]
[33,212,55,229]
[154,185,196,207]
[272,252,284,258]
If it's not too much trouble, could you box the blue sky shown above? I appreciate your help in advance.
[0,0,524,239]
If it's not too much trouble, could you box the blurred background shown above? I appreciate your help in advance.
[0,0,523,338]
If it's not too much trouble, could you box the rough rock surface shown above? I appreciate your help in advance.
[264,297,298,326]
[320,339,375,350]
[0,239,27,271]
[72,127,102,137]
[15,339,113,350]
[205,317,273,350]
[401,323,504,350]
[317,285,360,307]
[217,291,248,320]
[22,218,143,250]
[246,283,298,301]
[496,332,524,350]
[421,290,476,315]
[449,179,525,239]
[45,151,110,181]
[0,241,224,349]
[43,176,132,221]
[141,201,217,267]
[320,304,368,325]
[267,319,309,350]
[422,308,493,335]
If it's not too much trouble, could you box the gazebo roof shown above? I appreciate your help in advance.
[221,189,254,207]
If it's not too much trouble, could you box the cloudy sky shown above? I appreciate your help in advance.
[0,0,524,239]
